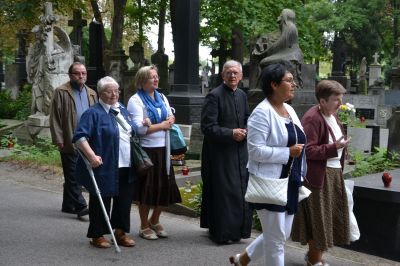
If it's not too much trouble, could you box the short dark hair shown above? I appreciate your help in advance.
[68,62,86,75]
[315,80,346,101]
[260,61,294,97]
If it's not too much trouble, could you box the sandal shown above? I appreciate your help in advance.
[139,227,158,240]
[229,254,242,266]
[304,254,329,266]
[149,222,168,238]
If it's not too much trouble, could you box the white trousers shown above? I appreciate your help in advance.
[246,209,294,266]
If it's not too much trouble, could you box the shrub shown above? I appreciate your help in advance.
[351,147,400,177]
[0,84,32,120]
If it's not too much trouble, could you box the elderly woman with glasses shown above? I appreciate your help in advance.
[73,76,137,249]
[127,65,181,241]
[230,61,306,266]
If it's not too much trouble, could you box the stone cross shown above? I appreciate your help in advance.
[40,2,57,55]
[68,9,87,47]
[372,52,380,65]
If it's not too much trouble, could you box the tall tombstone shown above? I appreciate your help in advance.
[68,9,87,63]
[387,108,400,159]
[169,0,203,124]
[106,49,129,103]
[330,35,349,89]
[151,50,169,95]
[86,21,105,89]
[15,30,28,90]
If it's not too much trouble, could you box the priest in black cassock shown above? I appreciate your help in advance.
[200,60,253,244]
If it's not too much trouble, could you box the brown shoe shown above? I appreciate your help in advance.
[115,229,136,247]
[90,236,111,248]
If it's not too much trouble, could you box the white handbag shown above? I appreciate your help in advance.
[245,114,311,206]
[245,174,288,205]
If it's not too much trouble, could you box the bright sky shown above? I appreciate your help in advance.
[148,23,212,63]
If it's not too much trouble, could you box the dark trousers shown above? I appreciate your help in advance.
[60,152,87,212]
[87,168,134,238]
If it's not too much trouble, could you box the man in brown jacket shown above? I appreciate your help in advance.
[50,62,98,219]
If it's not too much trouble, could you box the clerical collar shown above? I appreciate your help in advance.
[223,83,238,92]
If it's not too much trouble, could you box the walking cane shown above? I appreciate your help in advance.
[77,149,121,253]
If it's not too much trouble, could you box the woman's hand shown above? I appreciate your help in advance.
[89,155,103,168]
[289,144,304,158]
[142,118,152,127]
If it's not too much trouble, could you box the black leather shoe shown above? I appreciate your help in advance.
[77,207,89,218]
[61,207,76,214]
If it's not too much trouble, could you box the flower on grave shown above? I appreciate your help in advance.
[337,103,356,125]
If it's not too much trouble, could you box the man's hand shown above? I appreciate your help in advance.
[233,128,247,142]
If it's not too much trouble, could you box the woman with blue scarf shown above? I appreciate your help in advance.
[127,66,181,240]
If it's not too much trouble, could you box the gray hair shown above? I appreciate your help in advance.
[134,65,158,89]
[97,76,119,93]
[222,60,242,73]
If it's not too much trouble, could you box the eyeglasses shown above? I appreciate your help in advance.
[71,72,87,76]
[102,90,121,96]
[149,75,159,80]
[224,71,241,77]
[281,79,297,86]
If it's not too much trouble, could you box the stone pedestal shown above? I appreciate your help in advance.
[13,114,51,145]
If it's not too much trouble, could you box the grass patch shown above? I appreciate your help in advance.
[179,182,202,215]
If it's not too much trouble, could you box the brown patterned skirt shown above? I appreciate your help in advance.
[133,146,182,207]
[291,167,350,251]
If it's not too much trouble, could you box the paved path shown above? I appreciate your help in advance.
[0,161,398,266]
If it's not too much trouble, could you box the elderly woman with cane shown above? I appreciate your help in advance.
[73,76,137,249]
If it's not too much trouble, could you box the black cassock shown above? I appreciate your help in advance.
[200,84,252,243]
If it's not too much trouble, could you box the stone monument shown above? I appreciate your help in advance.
[248,8,304,109]
[369,52,382,86]
[358,57,368,95]
[68,9,87,63]
[17,2,74,144]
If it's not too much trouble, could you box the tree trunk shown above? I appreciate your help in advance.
[170,0,176,45]
[231,27,243,64]
[110,0,127,51]
[157,0,167,52]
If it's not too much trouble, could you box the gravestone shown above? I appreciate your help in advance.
[16,30,28,89]
[106,49,129,103]
[387,108,400,158]
[384,89,400,106]
[151,50,169,95]
[347,127,372,153]
[369,52,381,86]
[330,36,349,89]
[86,21,105,89]
[343,94,380,125]
[169,0,203,125]
[348,170,400,261]
[68,9,87,63]
[4,64,17,98]
[68,9,86,48]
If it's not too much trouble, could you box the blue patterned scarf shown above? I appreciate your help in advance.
[138,89,168,124]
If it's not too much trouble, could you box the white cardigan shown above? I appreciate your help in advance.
[247,98,307,179]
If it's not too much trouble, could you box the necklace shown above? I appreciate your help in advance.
[271,103,289,118]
